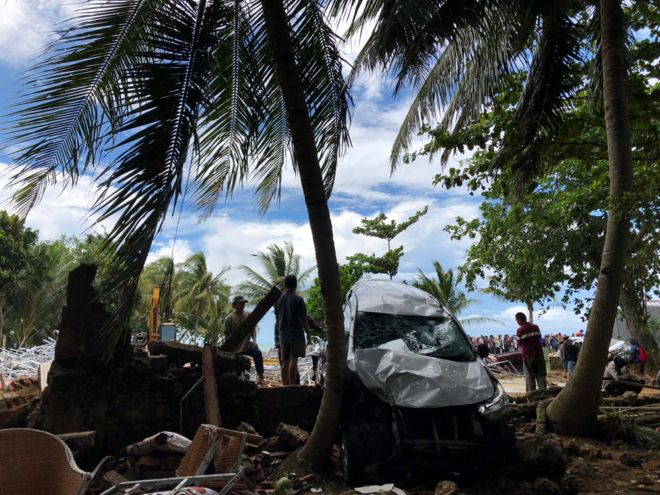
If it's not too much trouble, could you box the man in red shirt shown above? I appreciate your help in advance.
[515,312,547,392]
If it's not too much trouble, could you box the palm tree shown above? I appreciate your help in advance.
[6,0,349,464]
[335,0,634,434]
[412,262,503,328]
[237,241,315,300]
[174,252,231,344]
[546,0,634,433]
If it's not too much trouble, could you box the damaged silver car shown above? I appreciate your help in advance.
[335,279,512,483]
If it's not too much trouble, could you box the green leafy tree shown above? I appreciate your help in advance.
[0,211,40,346]
[6,239,77,347]
[412,261,503,328]
[238,241,315,300]
[307,260,366,326]
[429,22,659,365]
[7,0,351,463]
[351,207,428,279]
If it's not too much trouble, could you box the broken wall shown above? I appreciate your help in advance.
[28,357,258,453]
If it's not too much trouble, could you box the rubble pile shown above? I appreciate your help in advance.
[84,421,312,494]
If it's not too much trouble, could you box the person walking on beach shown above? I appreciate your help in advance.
[516,312,547,392]
[275,275,311,385]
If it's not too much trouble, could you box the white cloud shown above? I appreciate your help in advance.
[192,195,479,290]
[0,1,73,66]
[495,305,586,335]
[0,162,115,239]
[147,239,195,265]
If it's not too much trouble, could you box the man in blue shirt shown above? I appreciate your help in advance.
[275,275,311,385]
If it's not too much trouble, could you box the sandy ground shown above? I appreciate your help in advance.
[500,370,660,399]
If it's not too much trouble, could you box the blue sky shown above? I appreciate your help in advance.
[0,1,593,349]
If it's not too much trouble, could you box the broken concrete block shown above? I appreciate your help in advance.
[434,481,459,495]
[276,423,309,449]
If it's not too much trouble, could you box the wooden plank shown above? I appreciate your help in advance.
[202,345,222,427]
[220,286,282,353]
[57,431,96,441]
[102,470,128,486]
[147,341,251,372]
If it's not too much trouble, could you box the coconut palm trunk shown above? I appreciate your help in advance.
[260,0,346,466]
[546,0,634,433]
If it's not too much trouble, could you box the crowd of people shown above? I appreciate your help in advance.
[476,315,651,395]
[469,331,589,356]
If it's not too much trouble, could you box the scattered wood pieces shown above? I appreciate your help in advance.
[102,470,128,486]
[148,341,251,372]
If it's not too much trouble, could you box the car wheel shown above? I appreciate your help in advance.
[341,429,365,485]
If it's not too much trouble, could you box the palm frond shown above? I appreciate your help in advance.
[6,0,159,216]
[195,0,261,216]
[89,0,219,355]
[196,0,351,215]
[288,0,352,197]
[459,316,505,327]
[496,4,584,184]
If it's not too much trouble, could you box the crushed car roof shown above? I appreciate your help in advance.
[349,279,446,317]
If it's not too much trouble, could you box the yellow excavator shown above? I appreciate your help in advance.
[146,285,177,344]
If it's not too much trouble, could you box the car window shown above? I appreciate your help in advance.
[354,311,474,361]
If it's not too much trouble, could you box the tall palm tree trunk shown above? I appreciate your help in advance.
[547,0,633,433]
[260,0,346,467]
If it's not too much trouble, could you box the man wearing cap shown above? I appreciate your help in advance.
[225,296,266,386]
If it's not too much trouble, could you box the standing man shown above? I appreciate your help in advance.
[224,296,266,386]
[515,312,547,392]
[275,275,311,385]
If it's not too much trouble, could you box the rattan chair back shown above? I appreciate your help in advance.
[0,428,91,495]
[175,424,222,477]
[213,429,247,474]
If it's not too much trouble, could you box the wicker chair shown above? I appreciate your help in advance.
[0,428,92,495]
[101,425,244,495]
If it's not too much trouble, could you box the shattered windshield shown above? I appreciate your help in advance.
[354,311,474,361]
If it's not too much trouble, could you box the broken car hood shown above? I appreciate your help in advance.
[348,348,495,408]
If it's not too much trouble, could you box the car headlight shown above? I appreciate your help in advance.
[478,381,509,419]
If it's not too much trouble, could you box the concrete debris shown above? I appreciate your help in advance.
[434,480,459,495]
[276,423,309,449]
